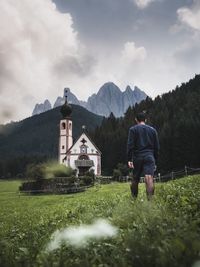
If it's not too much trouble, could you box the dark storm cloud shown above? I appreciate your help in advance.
[52,0,199,98]
[53,54,96,78]
[0,0,95,123]
[53,0,192,47]
[1,0,198,123]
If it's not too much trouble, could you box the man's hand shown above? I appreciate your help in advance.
[128,161,134,169]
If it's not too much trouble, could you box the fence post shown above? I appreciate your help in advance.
[171,171,174,180]
[185,165,188,176]
[158,173,161,182]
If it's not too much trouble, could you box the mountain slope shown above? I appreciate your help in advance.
[86,83,147,117]
[0,105,103,159]
[91,74,200,174]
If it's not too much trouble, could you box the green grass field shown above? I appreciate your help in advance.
[0,177,200,267]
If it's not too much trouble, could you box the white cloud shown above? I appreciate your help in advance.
[172,0,200,80]
[121,42,147,64]
[177,1,200,31]
[83,41,147,96]
[116,42,147,87]
[132,0,156,9]
[1,0,199,123]
[0,0,92,123]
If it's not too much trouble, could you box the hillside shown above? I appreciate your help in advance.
[1,74,200,177]
[91,74,200,174]
[0,105,103,177]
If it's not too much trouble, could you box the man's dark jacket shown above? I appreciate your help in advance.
[127,124,159,162]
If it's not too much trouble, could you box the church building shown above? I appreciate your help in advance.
[59,90,101,176]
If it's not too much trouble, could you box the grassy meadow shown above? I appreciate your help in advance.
[0,177,200,267]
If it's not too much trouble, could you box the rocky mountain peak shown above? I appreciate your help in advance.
[98,82,121,97]
[125,85,132,92]
[53,88,80,108]
[32,99,52,116]
[32,82,148,117]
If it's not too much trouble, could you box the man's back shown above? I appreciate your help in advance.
[127,124,159,161]
[127,112,160,200]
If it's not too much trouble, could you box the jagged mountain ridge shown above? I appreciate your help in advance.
[32,82,147,117]
[0,104,103,159]
[86,83,147,117]
[32,99,52,115]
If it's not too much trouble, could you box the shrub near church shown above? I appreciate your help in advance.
[20,162,94,194]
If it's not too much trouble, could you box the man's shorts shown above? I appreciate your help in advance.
[133,154,155,182]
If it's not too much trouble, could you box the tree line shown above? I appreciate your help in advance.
[1,74,200,178]
[0,105,102,178]
[90,74,200,175]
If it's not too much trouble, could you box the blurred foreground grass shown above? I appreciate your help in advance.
[0,176,199,267]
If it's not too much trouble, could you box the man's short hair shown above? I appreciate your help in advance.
[136,112,146,122]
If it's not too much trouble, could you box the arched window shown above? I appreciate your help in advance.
[61,122,66,129]
[78,154,89,160]
[80,145,87,154]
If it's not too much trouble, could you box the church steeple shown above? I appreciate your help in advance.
[59,88,73,164]
[60,88,72,119]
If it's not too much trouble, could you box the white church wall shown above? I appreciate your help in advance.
[60,154,66,164]
[67,154,100,175]
[71,133,100,154]
[60,136,67,154]
[60,124,101,175]
[67,154,77,170]
[90,155,98,175]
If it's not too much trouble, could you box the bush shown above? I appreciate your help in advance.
[113,163,129,181]
[26,163,45,180]
[80,175,94,186]
[117,163,129,176]
[85,169,95,178]
[45,162,75,178]
[26,161,76,180]
[112,169,121,180]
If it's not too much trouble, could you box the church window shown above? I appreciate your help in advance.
[69,123,72,130]
[62,156,66,163]
[79,154,89,160]
[62,145,65,149]
[80,145,87,154]
[61,122,66,130]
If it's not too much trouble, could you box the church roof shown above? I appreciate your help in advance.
[67,130,101,154]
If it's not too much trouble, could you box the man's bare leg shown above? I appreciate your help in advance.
[145,175,154,200]
[130,180,139,198]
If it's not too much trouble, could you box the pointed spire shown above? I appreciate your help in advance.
[60,88,72,118]
[64,88,68,103]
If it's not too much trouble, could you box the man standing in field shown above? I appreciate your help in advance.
[127,112,159,200]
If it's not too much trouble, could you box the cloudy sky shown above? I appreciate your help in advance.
[0,0,200,123]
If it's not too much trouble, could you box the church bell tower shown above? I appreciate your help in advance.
[59,88,73,164]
